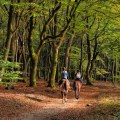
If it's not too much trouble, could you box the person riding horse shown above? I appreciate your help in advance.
[59,67,70,103]
[75,70,83,83]
[73,70,83,99]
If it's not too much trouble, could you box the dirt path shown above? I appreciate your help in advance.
[12,95,81,120]
[0,81,119,120]
[12,91,99,120]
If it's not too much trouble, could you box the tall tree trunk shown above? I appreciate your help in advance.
[30,55,38,87]
[28,16,39,87]
[114,56,117,84]
[64,36,74,69]
[112,59,115,84]
[48,44,59,87]
[3,5,14,61]
[85,15,92,85]
[89,37,99,75]
[10,0,20,63]
[85,33,92,85]
[79,36,83,73]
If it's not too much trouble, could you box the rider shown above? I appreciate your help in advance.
[59,67,70,88]
[74,70,83,99]
[61,67,68,80]
[75,70,83,83]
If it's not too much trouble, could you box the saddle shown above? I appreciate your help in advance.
[59,79,70,91]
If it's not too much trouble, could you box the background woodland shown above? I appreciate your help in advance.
[0,0,120,88]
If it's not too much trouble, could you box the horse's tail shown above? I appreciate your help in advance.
[73,80,82,91]
[63,81,67,90]
[62,80,70,91]
[73,81,77,90]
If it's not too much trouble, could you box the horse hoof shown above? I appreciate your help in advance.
[76,97,79,99]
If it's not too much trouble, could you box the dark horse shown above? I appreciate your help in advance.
[59,79,70,103]
[73,80,82,99]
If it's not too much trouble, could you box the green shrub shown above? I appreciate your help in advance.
[0,59,23,89]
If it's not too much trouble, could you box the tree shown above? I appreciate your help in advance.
[27,0,61,87]
[48,0,81,87]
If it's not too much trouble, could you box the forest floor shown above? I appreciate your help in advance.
[0,80,120,120]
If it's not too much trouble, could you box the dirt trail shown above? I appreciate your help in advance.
[12,96,80,120]
[0,81,119,120]
[12,91,99,120]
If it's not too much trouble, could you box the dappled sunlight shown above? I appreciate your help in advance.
[0,80,120,120]
[98,94,120,106]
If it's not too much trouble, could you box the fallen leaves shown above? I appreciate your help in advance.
[0,80,119,120]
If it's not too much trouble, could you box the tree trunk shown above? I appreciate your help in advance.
[48,44,59,87]
[115,56,117,84]
[64,36,74,69]
[79,36,83,73]
[85,33,92,85]
[30,55,38,87]
[27,16,39,87]
[85,60,92,85]
[3,5,13,62]
[46,45,52,81]
[85,16,92,85]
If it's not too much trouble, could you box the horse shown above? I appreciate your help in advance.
[73,80,82,99]
[59,79,70,103]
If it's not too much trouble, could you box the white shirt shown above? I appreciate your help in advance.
[76,72,81,78]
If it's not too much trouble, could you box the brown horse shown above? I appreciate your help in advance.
[73,80,82,99]
[59,79,70,103]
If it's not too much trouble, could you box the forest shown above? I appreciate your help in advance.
[0,0,120,120]
[0,0,120,87]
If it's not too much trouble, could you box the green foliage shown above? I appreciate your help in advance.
[0,0,10,5]
[113,75,120,83]
[1,71,22,80]
[0,60,21,69]
[0,0,120,85]
[70,46,80,58]
[96,68,109,77]
[0,56,23,88]
[69,46,80,69]
[82,60,88,72]
[114,112,120,120]
[96,56,105,67]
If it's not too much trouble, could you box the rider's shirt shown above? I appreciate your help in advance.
[62,70,68,79]
[75,72,83,83]
[76,72,81,79]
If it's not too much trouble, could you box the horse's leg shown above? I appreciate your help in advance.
[61,91,63,103]
[62,92,65,104]
[77,81,82,99]
[75,82,78,99]
[64,80,68,102]
[65,91,68,102]
[75,82,80,99]
[77,85,80,99]
[75,89,79,99]
[75,88,78,99]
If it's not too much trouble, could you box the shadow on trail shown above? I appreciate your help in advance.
[25,96,43,102]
